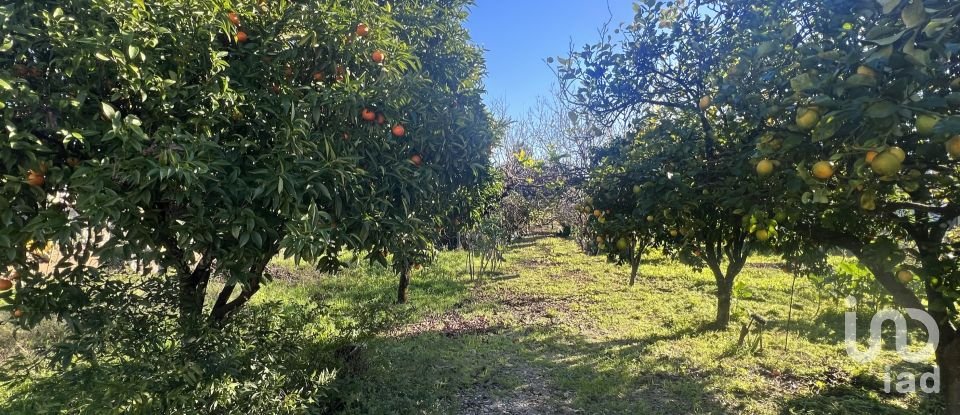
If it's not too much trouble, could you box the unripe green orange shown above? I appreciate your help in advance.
[916,114,939,136]
[755,229,770,241]
[796,107,820,130]
[860,194,876,211]
[871,152,902,177]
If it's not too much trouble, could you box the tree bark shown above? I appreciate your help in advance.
[209,245,277,322]
[938,330,960,413]
[397,267,411,304]
[629,256,640,287]
[179,256,212,319]
[715,276,733,329]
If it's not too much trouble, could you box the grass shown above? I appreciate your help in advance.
[0,236,946,414]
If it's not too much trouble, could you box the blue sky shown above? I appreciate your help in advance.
[465,1,636,117]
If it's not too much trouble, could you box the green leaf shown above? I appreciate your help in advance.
[127,45,139,59]
[101,102,117,119]
[877,0,902,14]
[789,73,815,92]
[866,101,899,118]
[868,30,905,46]
[0,35,12,52]
[901,0,925,29]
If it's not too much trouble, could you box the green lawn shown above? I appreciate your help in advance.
[0,236,945,414]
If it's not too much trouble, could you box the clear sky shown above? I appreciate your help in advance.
[464,1,636,117]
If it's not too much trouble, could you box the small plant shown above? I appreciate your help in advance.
[463,214,507,283]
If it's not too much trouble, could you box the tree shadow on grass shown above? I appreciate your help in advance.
[781,381,944,415]
[0,301,350,414]
[509,233,557,248]
[332,319,730,414]
[761,308,937,348]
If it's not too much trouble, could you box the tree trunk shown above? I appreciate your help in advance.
[397,268,411,304]
[629,253,641,287]
[705,254,735,330]
[176,255,212,326]
[715,278,733,329]
[209,245,277,322]
[938,331,960,413]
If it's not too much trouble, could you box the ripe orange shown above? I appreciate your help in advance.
[284,65,294,80]
[356,23,369,37]
[811,161,834,180]
[312,71,325,81]
[376,113,386,125]
[0,279,11,291]
[236,31,248,43]
[946,135,960,159]
[896,270,914,284]
[270,84,280,94]
[26,170,45,187]
[12,309,23,318]
[391,124,406,137]
[361,108,376,122]
[865,150,878,164]
[372,50,385,64]
[698,96,712,110]
[593,209,602,218]
[756,159,774,177]
[410,154,423,167]
[227,12,240,27]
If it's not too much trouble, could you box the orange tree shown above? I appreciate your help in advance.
[0,0,494,333]
[559,1,796,328]
[585,133,664,287]
[713,0,960,408]
[355,0,498,304]
[570,0,960,407]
